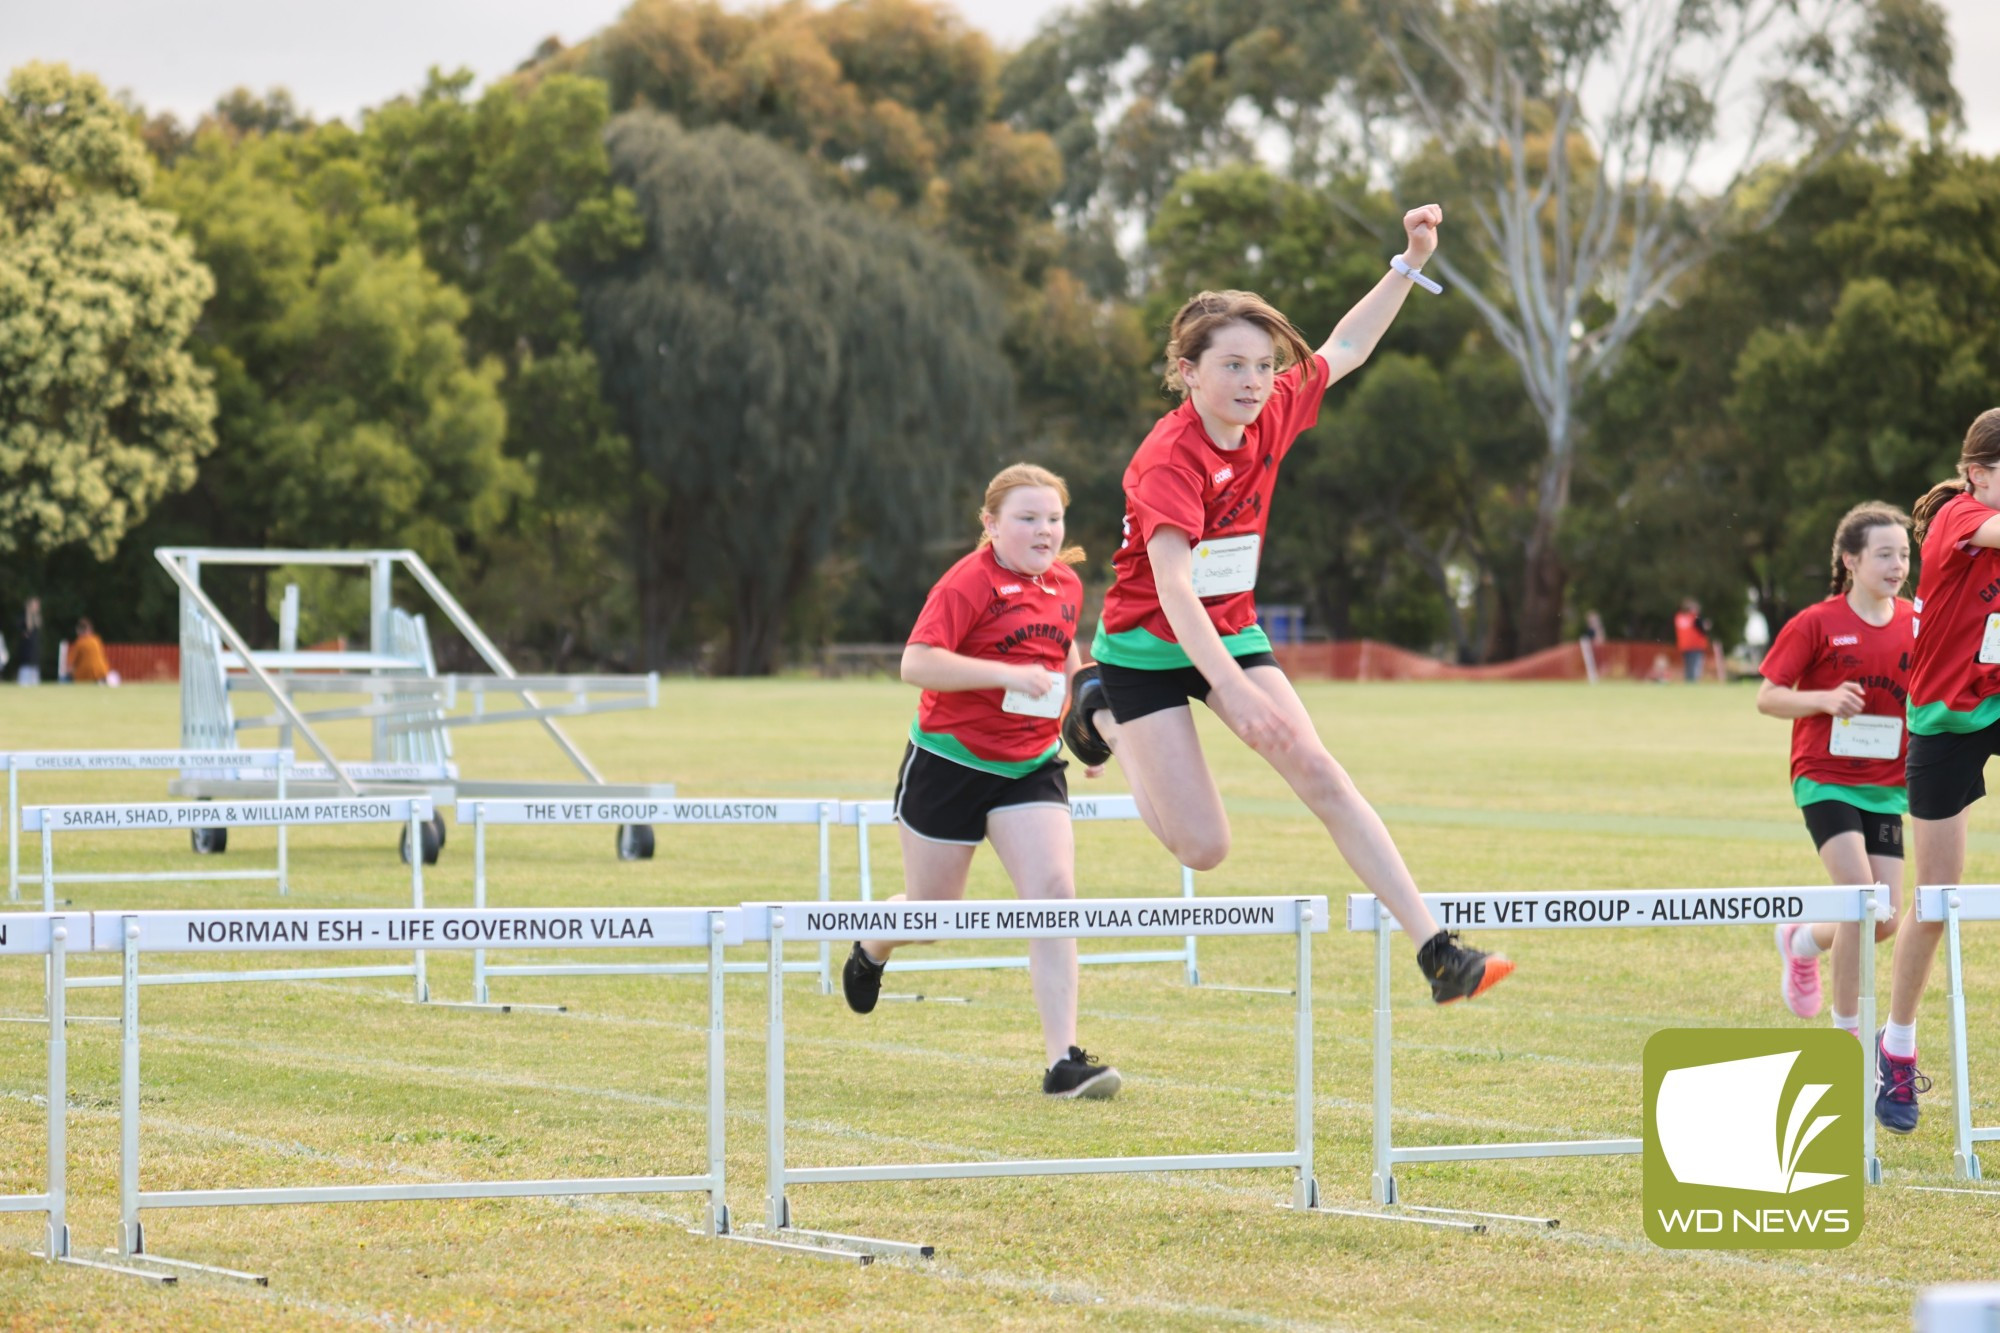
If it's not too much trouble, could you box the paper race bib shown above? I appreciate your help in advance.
[1830,714,1902,760]
[1002,669,1066,718]
[1190,535,1260,599]
[1982,613,2000,666]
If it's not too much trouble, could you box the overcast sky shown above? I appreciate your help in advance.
[6,0,1999,151]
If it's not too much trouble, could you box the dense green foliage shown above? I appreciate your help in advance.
[0,0,1982,670]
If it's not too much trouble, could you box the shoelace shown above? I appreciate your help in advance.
[1883,1058,1933,1103]
[1068,1047,1103,1068]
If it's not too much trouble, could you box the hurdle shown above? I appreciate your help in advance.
[1339,885,1891,1232]
[743,894,1328,1258]
[175,758,457,865]
[6,749,294,902]
[88,904,769,1282]
[845,796,1221,988]
[456,797,841,1010]
[24,797,433,1000]
[0,912,151,1278]
[1917,884,2000,1183]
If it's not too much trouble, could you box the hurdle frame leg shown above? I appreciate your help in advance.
[722,913,887,1263]
[1301,917,1507,1233]
[1861,886,1881,1185]
[434,805,561,1014]
[108,918,267,1284]
[1945,897,1984,1182]
[41,926,173,1283]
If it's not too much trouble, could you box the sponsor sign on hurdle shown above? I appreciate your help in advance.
[5,749,295,901]
[1341,885,1892,1232]
[844,797,1226,989]
[456,798,843,1009]
[0,913,142,1278]
[85,905,758,1282]
[1917,885,2000,1183]
[23,798,434,1000]
[741,895,1328,1259]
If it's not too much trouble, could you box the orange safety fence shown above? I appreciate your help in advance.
[103,644,180,683]
[1269,639,1679,682]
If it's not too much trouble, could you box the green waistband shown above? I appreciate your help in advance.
[1909,694,2000,736]
[1090,621,1273,670]
[1792,777,1908,816]
[909,721,1060,778]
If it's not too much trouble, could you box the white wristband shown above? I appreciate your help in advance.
[1391,255,1443,294]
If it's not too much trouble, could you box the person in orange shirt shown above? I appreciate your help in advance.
[1674,598,1713,682]
[68,618,110,684]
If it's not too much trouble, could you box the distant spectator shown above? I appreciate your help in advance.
[15,597,41,686]
[1583,610,1607,647]
[1674,598,1713,682]
[68,618,110,684]
[1647,651,1673,684]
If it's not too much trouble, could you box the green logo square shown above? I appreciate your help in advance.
[1643,1028,1864,1249]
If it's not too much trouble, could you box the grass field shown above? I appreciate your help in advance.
[0,678,1995,1330]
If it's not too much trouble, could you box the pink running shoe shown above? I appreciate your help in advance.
[1775,923,1823,1019]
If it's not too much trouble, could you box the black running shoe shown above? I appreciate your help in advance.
[1061,664,1113,765]
[1043,1045,1122,1099]
[842,941,885,1014]
[1416,930,1514,1004]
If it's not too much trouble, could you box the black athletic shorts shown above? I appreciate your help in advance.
[1800,800,1904,857]
[891,742,1068,845]
[1906,719,2000,821]
[1096,652,1282,724]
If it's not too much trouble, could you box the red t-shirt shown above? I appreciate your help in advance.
[1092,354,1330,669]
[1910,491,2000,734]
[1674,611,1710,652]
[906,546,1081,773]
[1758,595,1911,798]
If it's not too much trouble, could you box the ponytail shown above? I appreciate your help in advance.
[1915,408,2000,543]
[1911,481,1969,545]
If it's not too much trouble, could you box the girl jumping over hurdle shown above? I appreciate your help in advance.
[1062,205,1511,1003]
[841,463,1120,1100]
[1878,410,2000,1133]
[1756,502,1911,1037]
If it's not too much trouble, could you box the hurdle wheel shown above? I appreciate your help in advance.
[429,813,447,851]
[398,820,443,866]
[190,826,228,855]
[616,823,656,860]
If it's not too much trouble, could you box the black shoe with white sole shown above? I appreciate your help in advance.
[1043,1045,1121,1099]
[1061,665,1113,766]
[843,941,885,1015]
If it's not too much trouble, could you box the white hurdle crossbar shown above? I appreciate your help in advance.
[846,796,1209,986]
[24,798,433,1000]
[6,750,294,902]
[90,905,748,1281]
[744,894,1329,1259]
[458,798,841,1009]
[1918,884,2000,1182]
[1341,885,1891,1232]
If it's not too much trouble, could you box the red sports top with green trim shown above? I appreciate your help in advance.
[906,545,1080,774]
[1910,491,2000,735]
[1758,595,1911,800]
[1092,353,1330,671]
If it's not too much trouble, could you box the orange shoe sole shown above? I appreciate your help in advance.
[1439,956,1514,1005]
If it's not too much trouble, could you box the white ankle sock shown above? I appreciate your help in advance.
[1832,1011,1859,1036]
[1787,926,1826,959]
[1883,1020,1918,1059]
